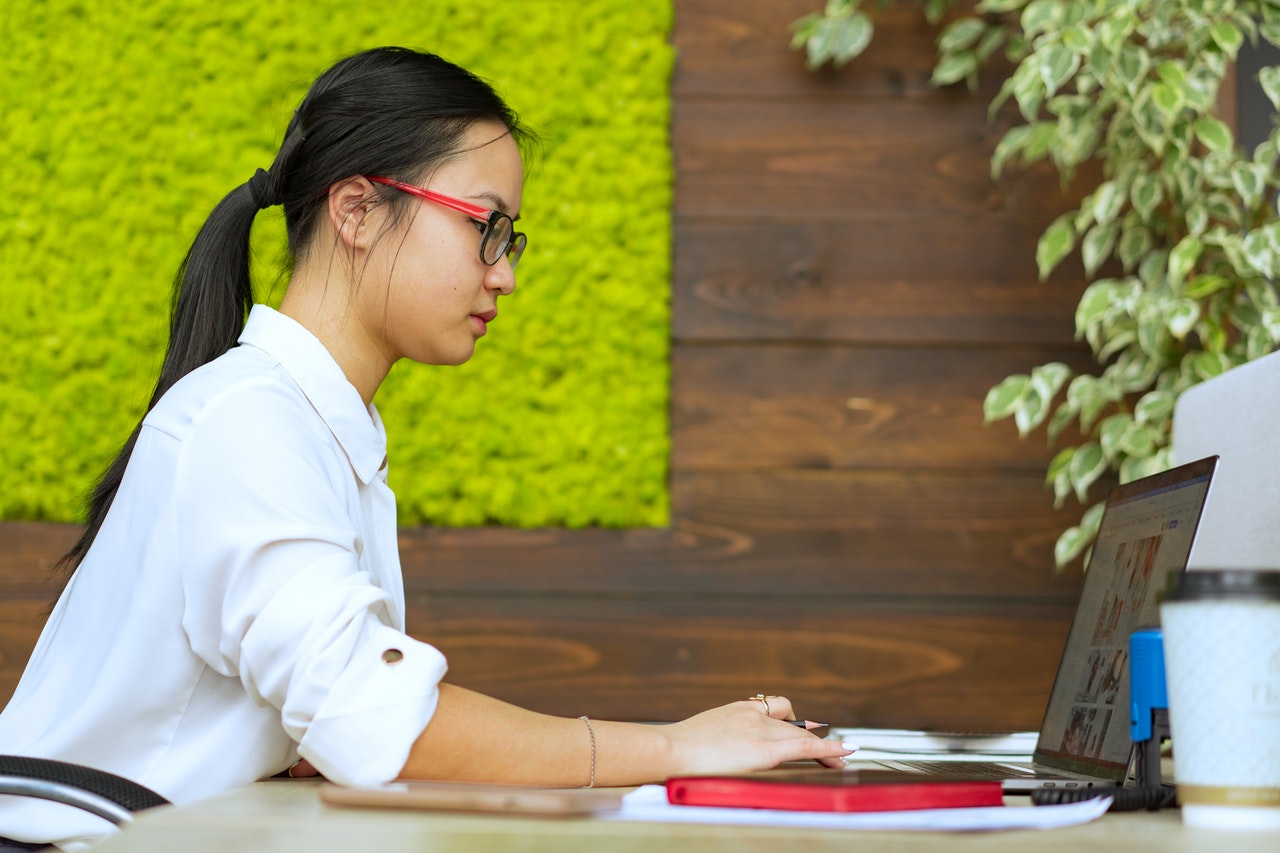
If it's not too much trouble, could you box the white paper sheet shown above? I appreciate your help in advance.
[828,728,1038,757]
[605,785,1112,832]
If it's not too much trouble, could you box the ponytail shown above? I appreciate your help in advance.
[59,46,532,576]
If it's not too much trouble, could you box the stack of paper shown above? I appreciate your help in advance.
[829,728,1038,760]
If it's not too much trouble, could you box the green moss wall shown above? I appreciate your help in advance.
[1,1,673,527]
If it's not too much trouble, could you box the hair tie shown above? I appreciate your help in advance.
[247,168,280,210]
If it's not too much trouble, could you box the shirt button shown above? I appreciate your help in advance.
[382,649,404,665]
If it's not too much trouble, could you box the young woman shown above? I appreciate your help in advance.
[0,47,854,850]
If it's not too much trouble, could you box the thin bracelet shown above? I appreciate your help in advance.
[578,715,596,789]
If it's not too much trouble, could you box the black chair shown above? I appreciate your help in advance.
[0,755,169,827]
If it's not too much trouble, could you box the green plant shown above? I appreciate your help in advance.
[794,0,1280,568]
[1,0,673,528]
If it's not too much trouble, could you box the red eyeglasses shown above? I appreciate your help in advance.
[367,176,526,269]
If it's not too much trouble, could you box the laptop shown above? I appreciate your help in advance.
[843,455,1218,792]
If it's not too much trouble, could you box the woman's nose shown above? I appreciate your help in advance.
[487,258,516,295]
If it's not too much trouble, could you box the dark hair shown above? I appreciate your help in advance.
[60,47,533,573]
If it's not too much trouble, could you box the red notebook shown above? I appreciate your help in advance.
[666,769,1004,813]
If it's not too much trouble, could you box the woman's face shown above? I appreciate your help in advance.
[361,120,525,367]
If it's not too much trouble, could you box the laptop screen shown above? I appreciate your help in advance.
[1033,456,1217,778]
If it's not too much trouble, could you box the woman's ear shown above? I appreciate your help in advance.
[325,176,382,250]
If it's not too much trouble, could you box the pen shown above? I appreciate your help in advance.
[788,720,828,730]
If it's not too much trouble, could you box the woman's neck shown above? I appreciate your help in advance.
[278,269,393,407]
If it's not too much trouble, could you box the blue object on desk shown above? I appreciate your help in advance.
[1127,627,1176,807]
[1129,628,1167,742]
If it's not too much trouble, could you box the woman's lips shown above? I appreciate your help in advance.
[472,309,497,335]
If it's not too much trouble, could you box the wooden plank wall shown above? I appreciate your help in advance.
[0,0,1094,732]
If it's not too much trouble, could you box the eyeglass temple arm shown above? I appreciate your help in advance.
[366,176,494,221]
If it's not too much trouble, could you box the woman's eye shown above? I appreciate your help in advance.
[470,220,487,235]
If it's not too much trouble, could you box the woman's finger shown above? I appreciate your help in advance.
[743,693,795,720]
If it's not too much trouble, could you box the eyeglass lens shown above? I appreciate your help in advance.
[482,215,525,269]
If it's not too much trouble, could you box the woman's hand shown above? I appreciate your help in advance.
[660,695,857,777]
[286,758,321,778]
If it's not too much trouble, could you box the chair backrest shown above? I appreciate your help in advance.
[0,755,169,826]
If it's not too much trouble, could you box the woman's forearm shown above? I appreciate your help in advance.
[399,683,854,786]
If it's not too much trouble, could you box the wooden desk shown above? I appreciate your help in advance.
[90,779,1280,853]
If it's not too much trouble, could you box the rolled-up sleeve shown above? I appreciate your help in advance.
[173,378,447,786]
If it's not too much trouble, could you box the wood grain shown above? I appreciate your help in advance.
[673,99,1076,220]
[407,596,1074,730]
[394,472,1089,599]
[0,519,1079,730]
[0,600,48,708]
[0,521,74,597]
[0,589,1071,730]
[673,0,1009,101]
[672,344,1094,469]
[672,218,1090,344]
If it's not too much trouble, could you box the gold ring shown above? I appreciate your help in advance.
[751,693,770,716]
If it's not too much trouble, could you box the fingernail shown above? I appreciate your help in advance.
[841,741,859,752]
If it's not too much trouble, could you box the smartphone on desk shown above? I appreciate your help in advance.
[320,780,625,817]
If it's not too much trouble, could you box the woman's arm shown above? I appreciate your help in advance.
[398,684,854,786]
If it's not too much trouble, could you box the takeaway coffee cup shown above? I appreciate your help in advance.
[1160,570,1280,829]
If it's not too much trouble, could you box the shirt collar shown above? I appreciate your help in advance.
[237,305,388,485]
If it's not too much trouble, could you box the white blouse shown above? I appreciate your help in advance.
[0,305,448,848]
